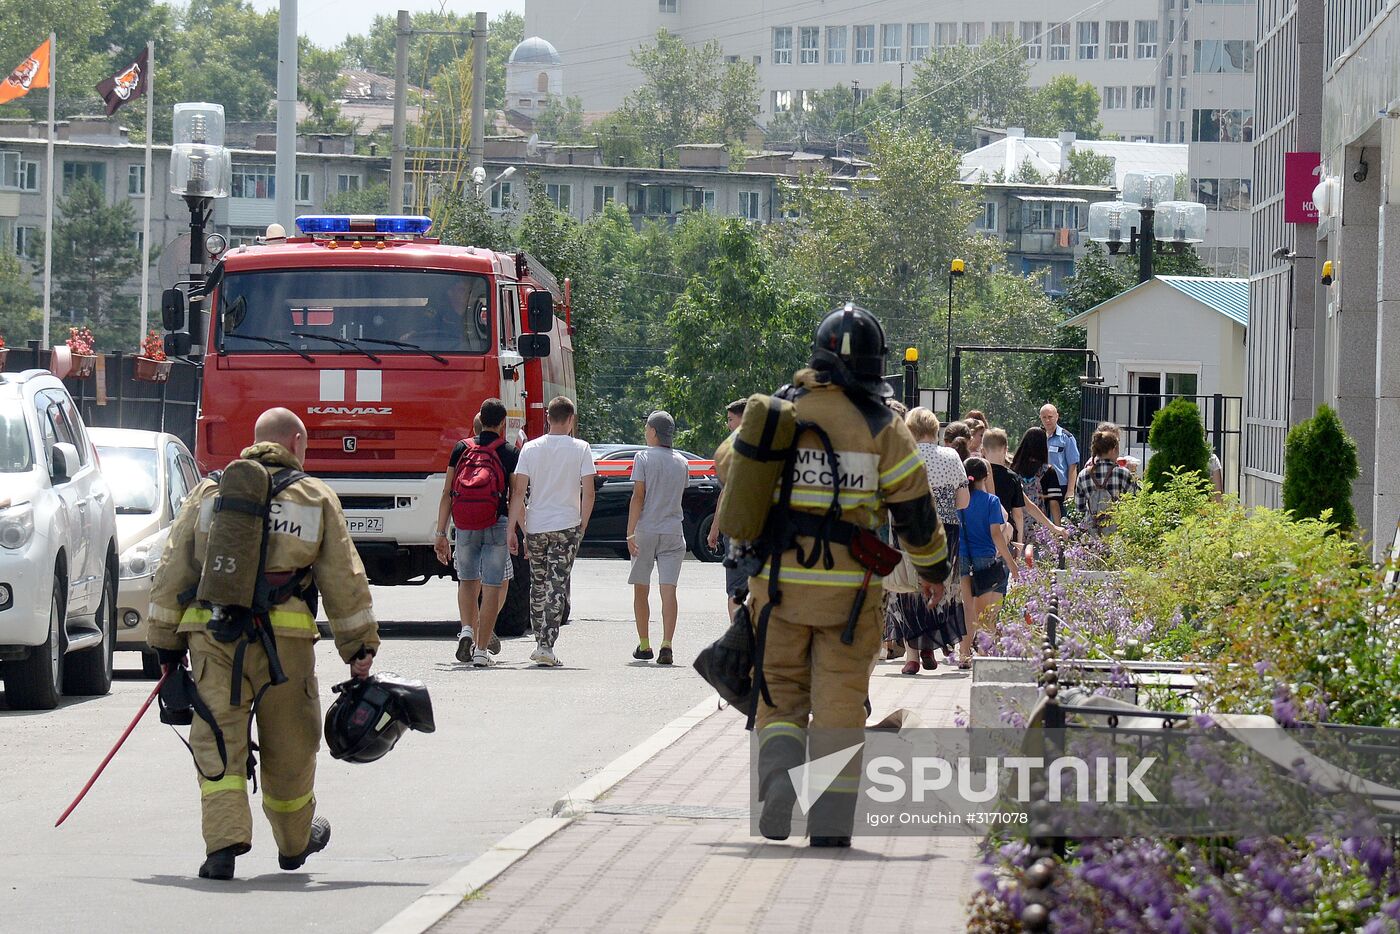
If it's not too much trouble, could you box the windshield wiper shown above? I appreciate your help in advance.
[227,333,316,363]
[289,331,382,363]
[356,337,449,365]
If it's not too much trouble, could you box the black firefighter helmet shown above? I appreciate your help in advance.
[324,673,436,764]
[810,302,891,398]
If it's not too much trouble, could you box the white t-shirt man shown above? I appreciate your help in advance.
[515,433,597,533]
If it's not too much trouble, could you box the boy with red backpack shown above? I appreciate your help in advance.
[434,398,518,667]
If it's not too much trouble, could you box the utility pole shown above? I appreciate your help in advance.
[848,80,859,160]
[469,11,488,180]
[274,0,297,228]
[898,63,904,128]
[390,9,410,213]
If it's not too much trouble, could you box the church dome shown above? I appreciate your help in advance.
[508,36,562,66]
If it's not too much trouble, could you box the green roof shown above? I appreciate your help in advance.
[1061,276,1249,329]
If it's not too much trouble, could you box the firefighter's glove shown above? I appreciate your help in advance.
[350,645,375,681]
[155,648,187,673]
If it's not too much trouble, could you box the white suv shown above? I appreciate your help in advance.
[0,370,119,710]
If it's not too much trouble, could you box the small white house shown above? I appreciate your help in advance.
[1062,275,1249,489]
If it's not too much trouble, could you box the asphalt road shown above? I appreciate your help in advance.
[0,557,731,934]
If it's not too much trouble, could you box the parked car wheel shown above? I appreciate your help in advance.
[65,557,116,696]
[3,574,65,710]
[493,553,531,638]
[691,513,723,563]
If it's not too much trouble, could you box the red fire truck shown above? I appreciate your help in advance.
[184,215,574,630]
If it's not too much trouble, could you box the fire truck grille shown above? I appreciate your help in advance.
[309,429,396,440]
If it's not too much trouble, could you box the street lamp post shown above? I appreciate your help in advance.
[946,258,965,388]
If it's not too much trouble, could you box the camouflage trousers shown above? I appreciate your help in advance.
[527,526,583,647]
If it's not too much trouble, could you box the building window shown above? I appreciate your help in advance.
[702,189,716,213]
[794,89,814,112]
[881,24,903,62]
[490,181,514,210]
[1180,88,1187,110]
[826,26,848,64]
[1048,23,1070,60]
[225,226,264,247]
[962,22,984,47]
[773,27,793,65]
[1191,108,1254,142]
[62,161,106,194]
[130,230,144,253]
[854,25,875,63]
[592,184,616,213]
[1192,178,1252,211]
[1024,201,1080,230]
[1021,22,1043,60]
[1106,21,1129,59]
[739,190,761,221]
[975,201,998,231]
[1103,86,1127,109]
[658,0,676,11]
[772,90,792,113]
[1136,20,1158,58]
[1133,86,1156,109]
[231,163,275,199]
[127,164,145,196]
[336,174,362,193]
[991,21,1014,39]
[908,23,929,61]
[800,27,820,64]
[852,86,872,105]
[1077,21,1099,59]
[295,172,313,203]
[1193,39,1255,73]
[14,225,37,258]
[546,183,571,212]
[1166,53,1174,77]
[1,151,39,191]
[1165,86,1173,110]
[1167,19,1175,43]
[935,22,958,49]
[1179,120,1185,141]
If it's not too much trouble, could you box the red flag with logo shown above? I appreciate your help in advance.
[0,38,52,105]
[96,47,149,115]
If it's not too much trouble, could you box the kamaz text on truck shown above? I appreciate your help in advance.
[174,215,575,621]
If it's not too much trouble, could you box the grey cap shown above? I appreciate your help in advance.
[646,410,675,446]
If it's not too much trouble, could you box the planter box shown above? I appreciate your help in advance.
[70,353,97,378]
[134,356,172,382]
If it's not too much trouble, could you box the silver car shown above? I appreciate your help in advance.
[89,428,201,678]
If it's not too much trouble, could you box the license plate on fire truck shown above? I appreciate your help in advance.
[346,516,384,534]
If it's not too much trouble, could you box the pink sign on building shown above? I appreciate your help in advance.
[1284,151,1322,224]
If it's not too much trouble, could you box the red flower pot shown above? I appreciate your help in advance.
[134,356,172,382]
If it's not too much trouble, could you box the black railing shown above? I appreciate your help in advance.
[1079,386,1242,494]
[4,341,200,450]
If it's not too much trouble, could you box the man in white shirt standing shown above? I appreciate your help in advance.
[507,396,596,667]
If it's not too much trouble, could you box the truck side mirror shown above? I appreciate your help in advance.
[164,332,192,356]
[525,291,554,332]
[161,288,186,331]
[518,333,551,359]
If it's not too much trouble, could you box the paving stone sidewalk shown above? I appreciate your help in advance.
[431,661,980,934]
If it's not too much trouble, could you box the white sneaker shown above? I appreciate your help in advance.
[472,649,494,668]
[530,644,561,667]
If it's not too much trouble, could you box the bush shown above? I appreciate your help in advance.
[1145,398,1211,489]
[1282,404,1360,531]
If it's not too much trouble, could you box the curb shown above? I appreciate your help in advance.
[373,695,721,934]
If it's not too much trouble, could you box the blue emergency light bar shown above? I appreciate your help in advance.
[294,215,433,236]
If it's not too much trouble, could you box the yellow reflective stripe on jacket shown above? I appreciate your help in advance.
[906,537,949,567]
[879,451,923,488]
[180,606,318,632]
[755,566,869,587]
[263,790,314,813]
[787,489,883,511]
[201,775,247,796]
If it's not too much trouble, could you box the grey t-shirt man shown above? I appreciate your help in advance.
[632,446,688,536]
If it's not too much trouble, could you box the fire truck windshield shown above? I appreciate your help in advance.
[218,268,493,355]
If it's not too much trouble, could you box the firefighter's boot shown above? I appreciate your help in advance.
[197,843,247,880]
[757,724,806,841]
[279,816,331,870]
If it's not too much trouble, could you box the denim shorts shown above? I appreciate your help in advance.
[962,554,1009,597]
[455,516,509,586]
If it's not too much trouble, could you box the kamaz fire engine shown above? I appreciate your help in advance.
[175,214,574,610]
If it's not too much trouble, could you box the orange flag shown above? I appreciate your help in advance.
[0,38,52,105]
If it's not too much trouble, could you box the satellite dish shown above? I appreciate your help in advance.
[157,234,192,289]
[526,133,540,157]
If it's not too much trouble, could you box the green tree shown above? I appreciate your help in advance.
[535,95,585,143]
[1282,405,1360,531]
[159,0,282,129]
[484,11,523,111]
[298,38,354,135]
[1027,75,1104,139]
[764,83,898,148]
[904,38,1035,150]
[1146,398,1212,489]
[0,249,41,345]
[322,181,390,215]
[661,220,820,451]
[50,178,142,349]
[436,187,513,252]
[617,30,759,163]
[1060,148,1116,186]
[0,0,115,121]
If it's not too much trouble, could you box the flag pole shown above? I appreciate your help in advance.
[41,31,55,349]
[138,40,154,341]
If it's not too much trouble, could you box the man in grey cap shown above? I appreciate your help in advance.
[627,411,690,665]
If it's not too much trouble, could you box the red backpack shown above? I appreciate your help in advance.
[450,437,507,531]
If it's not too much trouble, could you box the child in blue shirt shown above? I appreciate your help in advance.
[956,457,1021,668]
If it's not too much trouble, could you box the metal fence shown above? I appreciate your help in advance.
[3,341,200,450]
[1079,386,1243,495]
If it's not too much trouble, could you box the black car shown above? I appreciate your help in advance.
[584,444,722,562]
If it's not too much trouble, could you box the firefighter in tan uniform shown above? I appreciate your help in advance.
[148,408,379,880]
[717,304,948,847]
